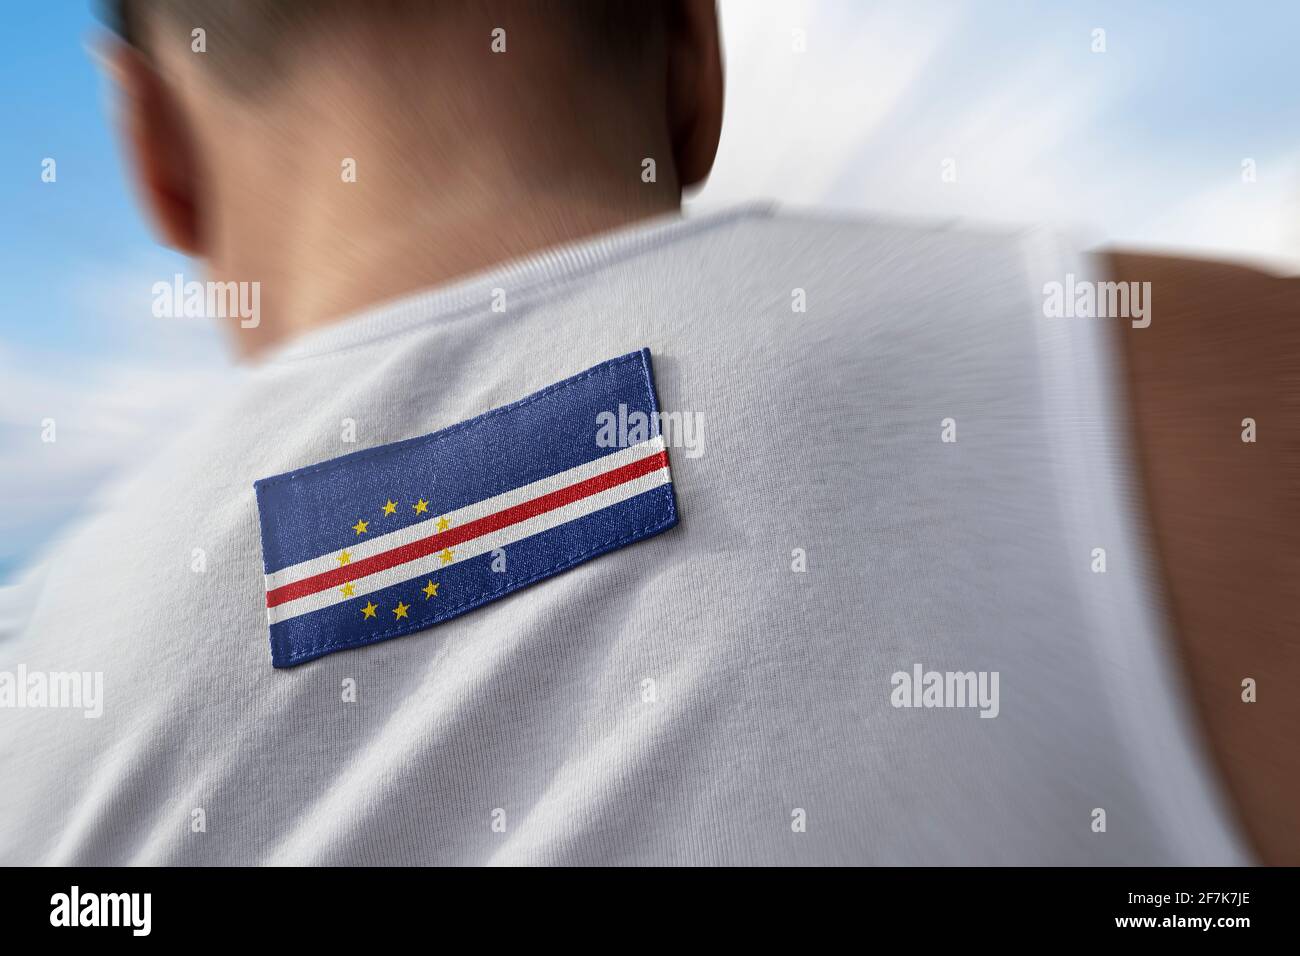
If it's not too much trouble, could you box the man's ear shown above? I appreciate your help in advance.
[99,39,204,255]
[667,0,724,191]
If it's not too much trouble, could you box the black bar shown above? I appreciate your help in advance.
[0,867,1286,941]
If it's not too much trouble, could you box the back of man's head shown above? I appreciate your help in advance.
[98,0,724,355]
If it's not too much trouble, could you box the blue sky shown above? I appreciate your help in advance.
[2,3,192,353]
[2,0,1299,582]
[0,2,225,582]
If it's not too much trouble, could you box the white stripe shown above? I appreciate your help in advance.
[265,436,666,591]
[268,465,671,625]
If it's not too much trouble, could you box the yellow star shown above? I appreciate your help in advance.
[393,601,410,620]
[413,498,429,515]
[382,499,397,516]
[352,518,369,535]
[436,516,451,532]
[338,550,352,566]
[439,548,454,565]
[340,582,355,597]
[361,601,378,619]
[422,580,439,599]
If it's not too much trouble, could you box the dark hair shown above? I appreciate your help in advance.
[101,0,666,92]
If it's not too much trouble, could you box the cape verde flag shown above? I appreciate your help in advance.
[255,349,677,667]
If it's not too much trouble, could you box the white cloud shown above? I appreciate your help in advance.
[0,254,236,578]
[703,0,957,206]
[1123,154,1300,271]
[696,0,1300,272]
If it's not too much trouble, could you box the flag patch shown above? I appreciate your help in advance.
[254,349,677,667]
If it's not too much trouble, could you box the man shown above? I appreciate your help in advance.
[0,0,1293,864]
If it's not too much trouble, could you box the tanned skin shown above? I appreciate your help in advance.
[1107,251,1300,864]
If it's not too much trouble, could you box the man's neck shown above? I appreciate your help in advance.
[212,185,677,361]
[183,28,681,361]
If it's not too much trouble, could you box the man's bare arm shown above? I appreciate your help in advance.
[1106,250,1300,864]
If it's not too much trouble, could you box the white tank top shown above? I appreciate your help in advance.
[0,205,1249,863]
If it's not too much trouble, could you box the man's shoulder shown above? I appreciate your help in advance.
[625,205,1058,337]
[603,206,1060,369]
[686,204,1042,273]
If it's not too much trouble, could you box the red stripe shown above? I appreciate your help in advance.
[266,449,669,608]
